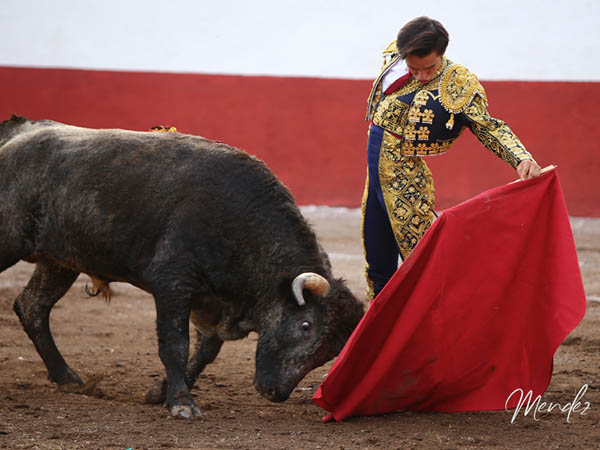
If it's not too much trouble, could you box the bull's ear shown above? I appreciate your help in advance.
[276,273,295,300]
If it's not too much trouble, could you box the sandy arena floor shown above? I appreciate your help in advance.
[1,207,599,450]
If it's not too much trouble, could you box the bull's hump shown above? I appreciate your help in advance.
[1,122,94,149]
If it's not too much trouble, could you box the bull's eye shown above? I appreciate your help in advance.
[301,321,311,332]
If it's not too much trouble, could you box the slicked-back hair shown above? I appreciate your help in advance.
[396,16,449,59]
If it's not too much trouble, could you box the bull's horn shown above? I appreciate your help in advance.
[291,272,331,306]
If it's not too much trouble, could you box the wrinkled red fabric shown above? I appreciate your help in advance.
[313,169,586,421]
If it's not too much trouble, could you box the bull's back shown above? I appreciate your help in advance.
[1,124,300,283]
[3,125,271,220]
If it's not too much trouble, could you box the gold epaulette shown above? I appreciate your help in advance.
[383,40,398,55]
[380,40,399,68]
[439,64,487,130]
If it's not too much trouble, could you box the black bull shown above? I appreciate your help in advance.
[0,115,364,418]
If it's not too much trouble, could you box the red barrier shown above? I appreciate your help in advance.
[1,66,598,216]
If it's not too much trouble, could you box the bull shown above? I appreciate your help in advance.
[0,115,364,418]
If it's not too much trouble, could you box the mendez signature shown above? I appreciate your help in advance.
[506,384,590,423]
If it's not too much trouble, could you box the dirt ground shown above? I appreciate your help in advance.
[0,208,599,450]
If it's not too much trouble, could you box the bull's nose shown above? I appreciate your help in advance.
[255,383,288,403]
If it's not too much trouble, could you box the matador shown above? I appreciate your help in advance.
[362,36,539,299]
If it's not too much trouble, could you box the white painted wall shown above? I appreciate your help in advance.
[1,0,599,80]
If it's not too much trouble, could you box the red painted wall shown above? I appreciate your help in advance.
[1,66,598,216]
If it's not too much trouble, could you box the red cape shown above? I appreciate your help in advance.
[313,169,586,421]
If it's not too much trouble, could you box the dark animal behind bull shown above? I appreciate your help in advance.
[0,115,364,418]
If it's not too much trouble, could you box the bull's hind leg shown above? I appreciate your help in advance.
[145,332,223,405]
[185,333,223,390]
[13,261,80,385]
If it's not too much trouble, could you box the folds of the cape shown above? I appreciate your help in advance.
[312,169,586,422]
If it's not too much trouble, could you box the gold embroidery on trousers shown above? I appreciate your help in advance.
[378,131,436,260]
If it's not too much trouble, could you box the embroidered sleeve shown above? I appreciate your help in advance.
[438,64,535,168]
[463,94,535,169]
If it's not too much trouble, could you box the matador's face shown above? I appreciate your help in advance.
[405,51,443,85]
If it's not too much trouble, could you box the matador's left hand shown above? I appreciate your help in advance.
[517,160,542,180]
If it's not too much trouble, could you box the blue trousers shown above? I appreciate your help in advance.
[362,124,436,298]
[362,124,402,297]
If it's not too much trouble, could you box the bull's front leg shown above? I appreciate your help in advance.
[153,294,201,419]
[146,332,223,406]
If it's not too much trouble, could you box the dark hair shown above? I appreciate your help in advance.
[396,16,449,59]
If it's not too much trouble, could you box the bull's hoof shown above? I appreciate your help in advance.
[145,378,167,404]
[50,367,83,386]
[56,374,106,398]
[170,404,203,419]
[56,381,84,393]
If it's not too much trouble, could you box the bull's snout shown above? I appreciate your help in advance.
[254,382,291,403]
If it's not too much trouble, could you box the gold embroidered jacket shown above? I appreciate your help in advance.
[366,45,534,168]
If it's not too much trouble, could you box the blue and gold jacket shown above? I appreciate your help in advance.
[366,43,534,168]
